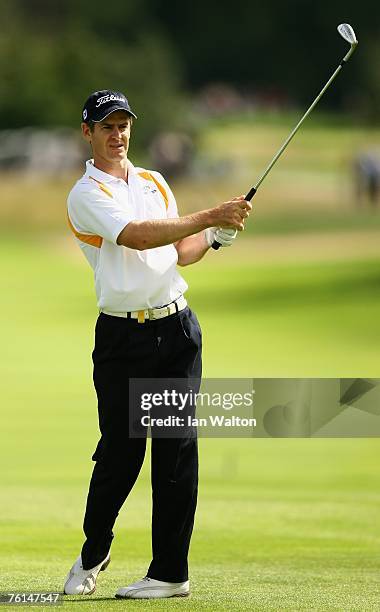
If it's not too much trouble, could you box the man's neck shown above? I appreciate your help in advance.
[93,157,129,181]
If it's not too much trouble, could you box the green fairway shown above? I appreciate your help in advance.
[2,439,380,611]
[1,235,380,610]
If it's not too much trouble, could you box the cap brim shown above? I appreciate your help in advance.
[93,105,137,122]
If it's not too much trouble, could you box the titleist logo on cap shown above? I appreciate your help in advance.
[81,90,137,122]
[96,94,126,108]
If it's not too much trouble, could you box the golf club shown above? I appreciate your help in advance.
[212,23,358,249]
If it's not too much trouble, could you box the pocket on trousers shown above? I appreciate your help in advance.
[179,310,202,346]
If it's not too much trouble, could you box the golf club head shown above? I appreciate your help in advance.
[337,23,358,47]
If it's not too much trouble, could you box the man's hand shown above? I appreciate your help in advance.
[117,195,251,251]
[205,227,237,248]
[211,195,252,231]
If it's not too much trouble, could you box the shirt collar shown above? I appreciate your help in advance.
[85,159,136,183]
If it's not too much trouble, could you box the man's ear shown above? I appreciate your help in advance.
[81,122,92,143]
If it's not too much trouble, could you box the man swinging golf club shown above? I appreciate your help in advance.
[63,89,251,599]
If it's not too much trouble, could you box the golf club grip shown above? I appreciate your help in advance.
[211,187,257,250]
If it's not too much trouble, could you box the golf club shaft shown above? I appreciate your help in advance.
[211,55,350,250]
[253,63,345,192]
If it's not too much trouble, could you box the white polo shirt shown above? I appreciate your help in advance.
[67,159,188,311]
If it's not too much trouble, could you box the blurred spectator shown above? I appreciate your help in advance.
[196,83,289,117]
[353,149,380,210]
[149,132,194,179]
[197,83,245,116]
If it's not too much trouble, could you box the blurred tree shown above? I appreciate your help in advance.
[149,0,380,120]
[0,0,186,151]
[0,0,379,128]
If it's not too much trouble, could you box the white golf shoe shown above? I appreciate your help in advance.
[63,553,110,595]
[115,576,190,599]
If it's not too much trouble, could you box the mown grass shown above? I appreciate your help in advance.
[1,235,380,610]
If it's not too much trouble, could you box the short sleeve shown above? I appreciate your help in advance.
[150,171,179,219]
[67,186,133,244]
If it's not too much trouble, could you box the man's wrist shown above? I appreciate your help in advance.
[198,208,218,229]
[204,228,215,248]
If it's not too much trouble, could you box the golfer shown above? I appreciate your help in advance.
[63,90,251,599]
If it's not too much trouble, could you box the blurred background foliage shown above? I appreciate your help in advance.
[0,0,185,146]
[0,0,379,142]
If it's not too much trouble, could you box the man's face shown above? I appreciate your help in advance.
[81,110,132,164]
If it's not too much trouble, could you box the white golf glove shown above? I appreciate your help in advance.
[205,227,237,248]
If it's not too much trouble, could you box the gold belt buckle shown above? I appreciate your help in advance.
[137,310,146,324]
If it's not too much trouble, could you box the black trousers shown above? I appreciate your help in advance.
[81,306,202,583]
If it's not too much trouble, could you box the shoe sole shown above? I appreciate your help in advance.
[115,592,190,600]
[63,556,111,596]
